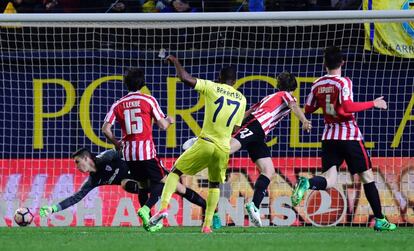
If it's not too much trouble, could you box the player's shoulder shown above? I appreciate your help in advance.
[332,75,352,87]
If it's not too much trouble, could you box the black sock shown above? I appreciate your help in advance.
[363,182,383,219]
[252,174,271,208]
[309,176,327,190]
[138,189,149,208]
[145,183,163,209]
[181,188,207,210]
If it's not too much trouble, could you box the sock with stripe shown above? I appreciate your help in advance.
[181,188,207,210]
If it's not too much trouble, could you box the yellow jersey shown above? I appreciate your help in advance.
[194,79,246,152]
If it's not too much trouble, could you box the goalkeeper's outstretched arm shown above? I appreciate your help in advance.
[166,55,197,87]
[39,178,95,217]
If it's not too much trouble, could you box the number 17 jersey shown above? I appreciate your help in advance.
[104,91,165,161]
[195,79,246,152]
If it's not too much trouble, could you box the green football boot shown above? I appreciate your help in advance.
[137,205,151,230]
[374,217,397,231]
[212,212,222,230]
[291,177,310,206]
[147,222,163,233]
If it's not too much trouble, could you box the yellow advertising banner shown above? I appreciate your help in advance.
[364,0,414,58]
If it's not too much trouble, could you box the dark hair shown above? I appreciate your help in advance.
[71,148,95,159]
[219,66,237,83]
[277,71,297,92]
[324,46,343,70]
[124,68,145,91]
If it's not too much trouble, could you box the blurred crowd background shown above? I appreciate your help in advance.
[1,0,362,13]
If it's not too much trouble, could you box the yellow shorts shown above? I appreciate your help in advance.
[174,138,229,183]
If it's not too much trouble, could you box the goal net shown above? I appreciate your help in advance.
[0,11,413,227]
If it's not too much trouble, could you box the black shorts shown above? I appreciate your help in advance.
[126,157,169,183]
[322,140,372,175]
[233,115,270,162]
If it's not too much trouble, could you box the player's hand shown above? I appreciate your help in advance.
[302,120,312,133]
[39,205,57,217]
[165,55,177,64]
[373,96,387,110]
[115,140,123,152]
[166,116,175,124]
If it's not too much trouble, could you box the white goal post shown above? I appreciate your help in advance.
[0,11,413,227]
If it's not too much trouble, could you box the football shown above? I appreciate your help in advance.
[14,207,34,227]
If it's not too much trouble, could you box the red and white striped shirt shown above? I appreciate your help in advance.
[104,91,165,161]
[251,91,296,135]
[305,74,363,141]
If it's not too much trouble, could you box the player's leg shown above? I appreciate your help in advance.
[230,137,242,154]
[126,159,163,231]
[203,146,228,233]
[244,157,274,227]
[291,140,342,206]
[347,141,396,231]
[137,180,150,208]
[120,178,150,208]
[150,139,214,228]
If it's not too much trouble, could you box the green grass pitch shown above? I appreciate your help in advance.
[1,227,413,251]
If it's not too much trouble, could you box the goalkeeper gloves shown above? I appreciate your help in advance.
[39,205,58,217]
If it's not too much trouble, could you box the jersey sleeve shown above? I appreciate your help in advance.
[340,77,353,103]
[281,92,296,105]
[149,97,165,121]
[304,89,319,114]
[95,149,119,166]
[104,102,119,125]
[56,177,96,211]
[194,78,215,96]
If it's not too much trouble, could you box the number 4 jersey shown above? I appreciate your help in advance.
[104,91,165,161]
[305,74,363,141]
[195,79,246,152]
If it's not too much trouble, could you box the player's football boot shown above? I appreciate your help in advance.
[291,177,310,206]
[201,226,212,234]
[147,222,163,233]
[374,217,397,231]
[245,202,262,227]
[149,209,168,227]
[212,212,222,230]
[137,205,151,230]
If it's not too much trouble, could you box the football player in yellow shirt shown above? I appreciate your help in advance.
[149,55,246,233]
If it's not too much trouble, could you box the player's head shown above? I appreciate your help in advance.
[324,46,344,70]
[277,71,297,92]
[124,68,145,92]
[219,66,237,85]
[72,148,96,173]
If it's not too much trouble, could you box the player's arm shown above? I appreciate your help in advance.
[166,55,197,87]
[244,102,260,119]
[288,101,312,132]
[341,96,387,113]
[96,149,119,164]
[102,122,122,151]
[39,178,95,217]
[304,90,319,114]
[156,115,175,130]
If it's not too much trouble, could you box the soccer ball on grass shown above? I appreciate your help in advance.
[14,207,34,226]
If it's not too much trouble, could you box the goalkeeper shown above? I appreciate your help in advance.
[39,148,211,231]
